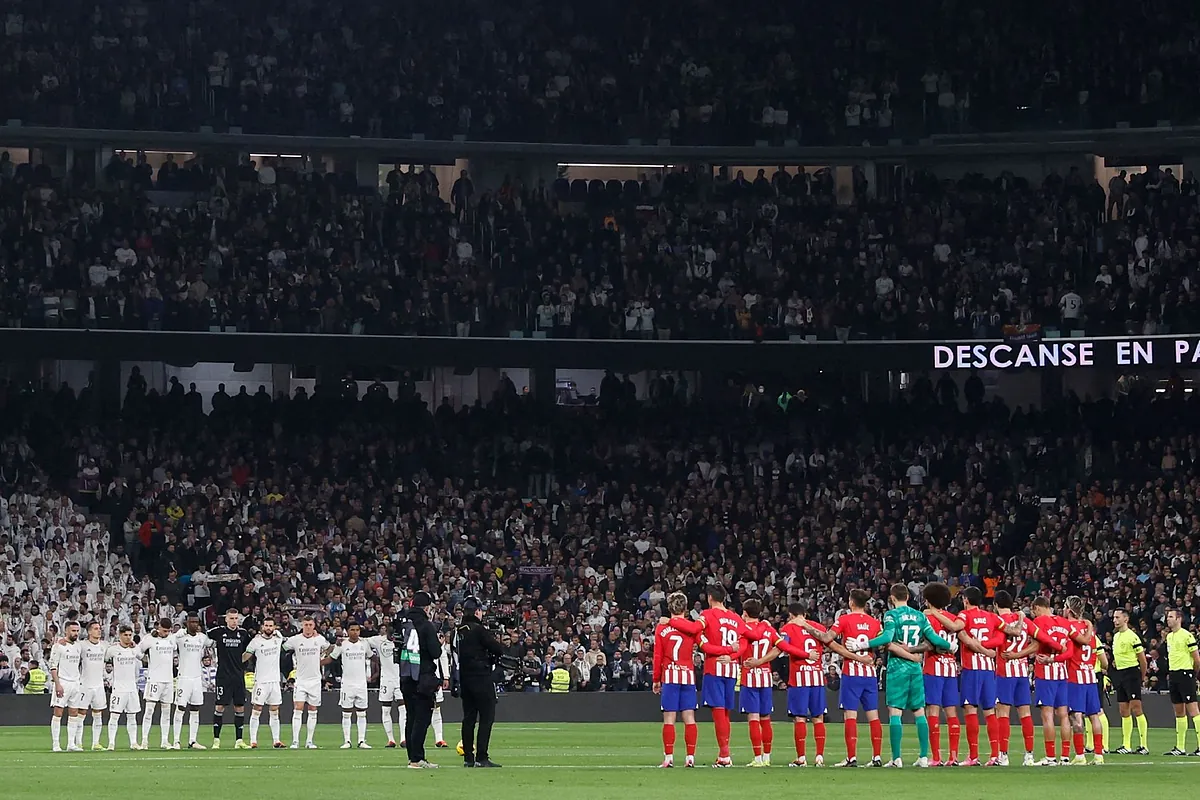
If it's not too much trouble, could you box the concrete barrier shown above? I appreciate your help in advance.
[0,690,1183,727]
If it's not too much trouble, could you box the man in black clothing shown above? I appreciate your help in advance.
[207,608,254,748]
[454,597,504,767]
[399,592,442,768]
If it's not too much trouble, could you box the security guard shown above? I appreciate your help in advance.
[454,598,504,768]
[23,660,47,694]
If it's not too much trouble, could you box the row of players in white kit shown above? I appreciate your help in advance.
[47,617,451,752]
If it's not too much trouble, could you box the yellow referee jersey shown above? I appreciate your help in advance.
[1112,629,1144,670]
[1166,628,1199,672]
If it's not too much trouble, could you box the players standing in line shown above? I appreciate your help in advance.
[106,626,144,750]
[49,620,83,752]
[137,619,178,750]
[79,621,110,751]
[432,632,451,749]
[653,592,715,768]
[928,586,1005,766]
[1110,609,1149,754]
[209,608,254,749]
[173,614,212,749]
[849,583,953,768]
[368,623,404,748]
[697,585,745,767]
[283,616,333,749]
[752,601,830,767]
[994,590,1056,765]
[1027,597,1073,765]
[1062,597,1105,765]
[331,622,373,749]
[1162,609,1200,756]
[919,584,963,766]
[803,589,884,767]
[244,618,285,748]
[738,598,778,767]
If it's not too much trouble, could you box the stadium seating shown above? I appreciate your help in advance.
[1,371,1195,690]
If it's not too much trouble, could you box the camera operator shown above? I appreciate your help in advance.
[396,592,442,769]
[453,598,504,768]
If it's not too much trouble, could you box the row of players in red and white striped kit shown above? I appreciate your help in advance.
[652,585,1111,768]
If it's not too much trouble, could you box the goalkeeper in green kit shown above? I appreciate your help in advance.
[846,583,954,768]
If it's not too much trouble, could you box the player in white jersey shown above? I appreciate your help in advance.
[172,614,212,749]
[244,618,285,748]
[48,620,83,752]
[368,623,404,747]
[136,619,178,750]
[79,621,110,751]
[106,626,144,750]
[283,616,333,749]
[432,632,451,749]
[331,622,373,749]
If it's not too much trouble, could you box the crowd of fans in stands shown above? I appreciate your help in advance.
[2,0,1198,142]
[1,364,1198,692]
[3,148,1200,343]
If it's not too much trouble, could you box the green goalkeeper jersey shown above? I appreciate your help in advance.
[866,605,952,676]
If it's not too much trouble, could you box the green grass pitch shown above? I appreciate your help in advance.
[3,722,1196,799]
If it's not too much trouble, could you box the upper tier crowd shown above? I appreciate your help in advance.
[0,367,1198,692]
[1,0,1198,142]
[5,150,1200,341]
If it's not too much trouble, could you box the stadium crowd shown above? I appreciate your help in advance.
[3,149,1200,342]
[0,364,1197,695]
[1,0,1198,142]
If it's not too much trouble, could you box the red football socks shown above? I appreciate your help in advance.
[1022,716,1036,753]
[869,718,883,758]
[814,722,826,758]
[1092,732,1103,756]
[662,724,676,755]
[711,709,731,758]
[844,719,858,760]
[965,713,979,760]
[748,719,763,757]
[1073,732,1085,757]
[760,718,773,756]
[794,720,807,757]
[947,717,961,761]
[999,716,1011,752]
[929,718,941,762]
[684,723,698,756]
[986,714,999,760]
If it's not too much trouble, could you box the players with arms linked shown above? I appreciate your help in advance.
[919,583,963,766]
[696,585,745,767]
[749,600,835,767]
[994,590,1061,765]
[1027,597,1073,765]
[653,592,720,768]
[1063,597,1106,765]
[208,609,253,749]
[848,583,953,768]
[737,598,778,766]
[802,589,885,767]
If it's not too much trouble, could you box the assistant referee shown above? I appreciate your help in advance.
[1164,610,1200,756]
[1111,609,1149,754]
[208,608,254,749]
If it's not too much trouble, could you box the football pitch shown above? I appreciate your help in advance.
[3,722,1195,800]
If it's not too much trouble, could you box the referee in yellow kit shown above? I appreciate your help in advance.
[1111,609,1149,754]
[1163,610,1200,756]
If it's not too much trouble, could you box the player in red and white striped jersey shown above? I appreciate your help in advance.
[928,586,1006,765]
[1063,597,1106,765]
[750,601,827,767]
[921,583,962,766]
[737,598,778,766]
[654,592,723,768]
[803,589,883,766]
[993,590,1063,765]
[696,585,746,766]
[1029,597,1074,765]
